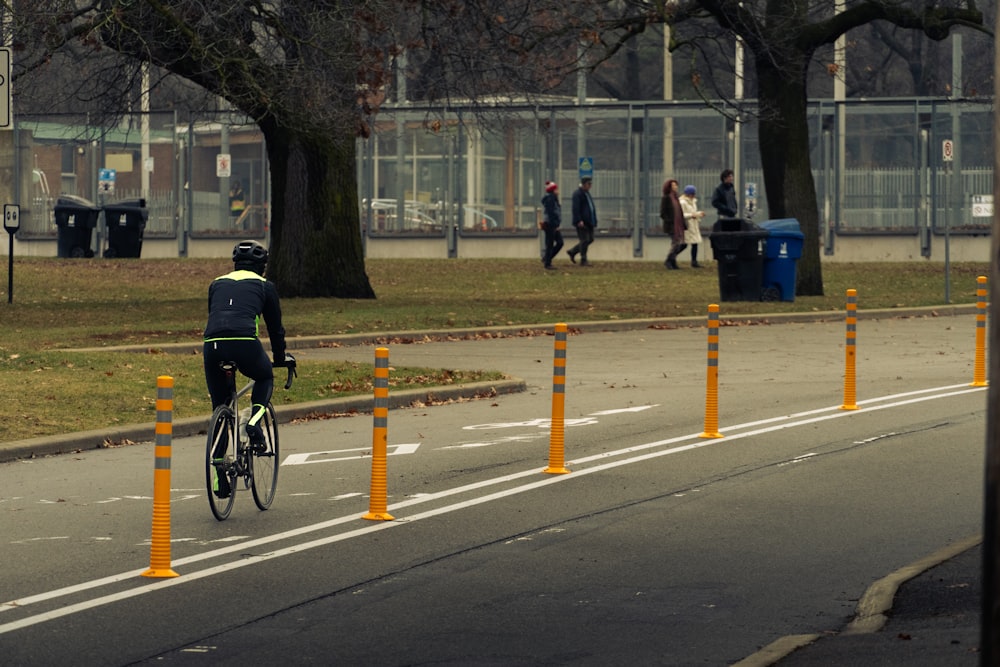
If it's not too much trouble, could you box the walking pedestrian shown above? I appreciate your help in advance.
[567,177,597,266]
[661,179,686,270]
[679,185,706,268]
[540,181,564,270]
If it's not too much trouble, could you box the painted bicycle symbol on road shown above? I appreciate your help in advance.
[463,417,599,430]
[462,406,656,431]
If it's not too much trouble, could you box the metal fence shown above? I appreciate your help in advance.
[9,97,994,256]
[359,97,993,244]
[14,112,270,251]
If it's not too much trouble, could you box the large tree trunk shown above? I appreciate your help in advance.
[262,123,375,299]
[755,53,824,297]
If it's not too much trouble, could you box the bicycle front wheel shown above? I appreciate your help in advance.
[206,405,237,521]
[250,403,280,510]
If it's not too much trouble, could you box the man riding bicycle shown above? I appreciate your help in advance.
[203,240,287,498]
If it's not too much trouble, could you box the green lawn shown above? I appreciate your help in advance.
[0,257,988,442]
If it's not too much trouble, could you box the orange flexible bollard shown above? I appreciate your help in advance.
[971,276,988,387]
[363,347,395,521]
[544,323,571,474]
[700,305,724,439]
[841,289,859,410]
[142,376,179,578]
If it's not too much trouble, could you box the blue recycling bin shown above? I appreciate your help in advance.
[760,218,804,302]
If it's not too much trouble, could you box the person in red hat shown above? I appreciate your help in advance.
[540,180,564,270]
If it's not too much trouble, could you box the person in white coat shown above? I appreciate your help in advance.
[679,185,706,268]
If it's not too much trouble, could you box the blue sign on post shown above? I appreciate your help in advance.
[98,168,117,194]
[578,157,594,181]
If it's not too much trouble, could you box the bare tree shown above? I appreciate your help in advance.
[11,0,610,297]
[10,1,989,299]
[846,11,994,99]
[580,0,989,295]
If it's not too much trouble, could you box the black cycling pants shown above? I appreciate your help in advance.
[203,339,274,419]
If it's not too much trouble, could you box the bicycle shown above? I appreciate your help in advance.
[206,353,297,521]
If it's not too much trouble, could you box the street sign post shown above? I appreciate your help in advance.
[942,139,954,162]
[973,195,994,218]
[98,168,117,195]
[217,154,232,178]
[4,204,19,303]
[0,48,10,129]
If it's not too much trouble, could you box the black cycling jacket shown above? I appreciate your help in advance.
[203,269,286,363]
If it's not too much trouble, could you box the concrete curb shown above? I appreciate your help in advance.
[732,534,984,666]
[5,303,975,463]
[0,378,525,464]
[64,304,977,356]
[844,533,984,635]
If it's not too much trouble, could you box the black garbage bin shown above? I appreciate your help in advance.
[709,217,768,301]
[54,195,100,258]
[103,199,149,258]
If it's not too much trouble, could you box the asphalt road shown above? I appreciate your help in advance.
[0,314,986,665]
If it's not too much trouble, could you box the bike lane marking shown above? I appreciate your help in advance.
[0,383,984,633]
[282,443,420,466]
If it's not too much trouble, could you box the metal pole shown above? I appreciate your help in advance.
[945,160,951,303]
[662,24,674,183]
[947,34,962,305]
[6,232,12,304]
[981,7,1000,660]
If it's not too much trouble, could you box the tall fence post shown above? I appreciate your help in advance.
[544,323,571,475]
[363,347,395,521]
[972,275,989,387]
[142,376,179,579]
[841,289,859,410]
[700,304,724,439]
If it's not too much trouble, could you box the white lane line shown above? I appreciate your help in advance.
[589,406,658,415]
[0,383,984,633]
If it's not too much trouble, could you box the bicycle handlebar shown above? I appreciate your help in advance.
[281,353,297,389]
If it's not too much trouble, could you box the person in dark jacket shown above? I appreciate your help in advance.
[540,181,564,270]
[203,240,287,494]
[567,177,597,266]
[660,179,686,270]
[711,169,738,219]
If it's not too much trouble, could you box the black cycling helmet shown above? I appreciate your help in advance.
[232,240,268,265]
[232,240,268,276]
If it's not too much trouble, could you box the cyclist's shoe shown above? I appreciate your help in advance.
[213,460,231,499]
[246,423,267,454]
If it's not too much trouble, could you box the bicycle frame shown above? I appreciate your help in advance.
[206,355,295,521]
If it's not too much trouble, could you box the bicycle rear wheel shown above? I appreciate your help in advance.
[250,403,279,510]
[206,405,237,521]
